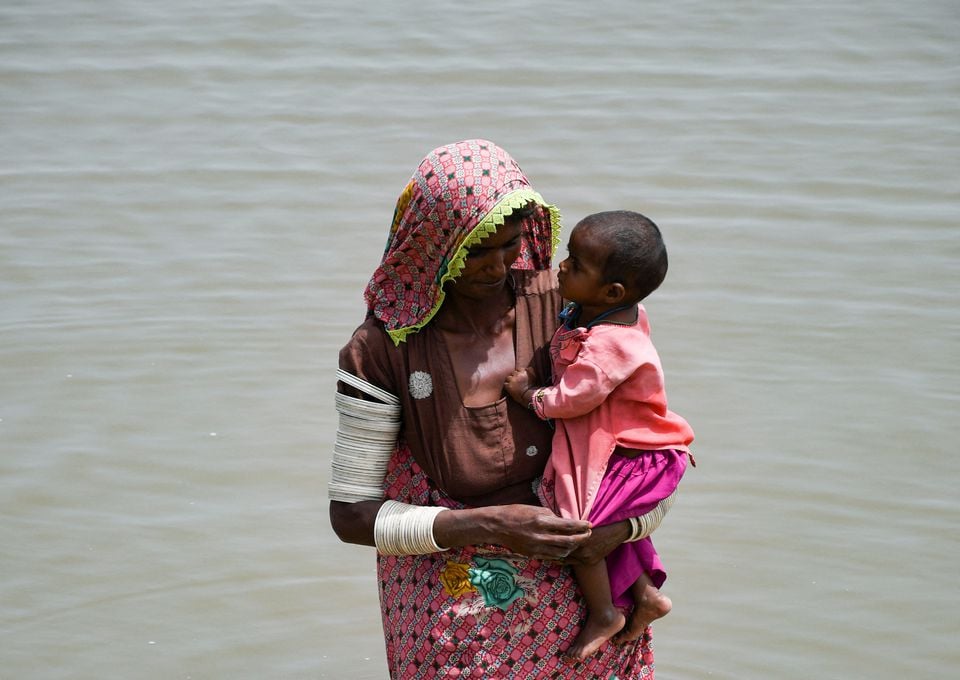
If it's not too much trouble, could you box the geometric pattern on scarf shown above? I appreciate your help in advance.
[364,139,561,345]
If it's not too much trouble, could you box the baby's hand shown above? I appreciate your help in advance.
[504,369,533,404]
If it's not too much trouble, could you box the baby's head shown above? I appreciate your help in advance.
[561,210,668,307]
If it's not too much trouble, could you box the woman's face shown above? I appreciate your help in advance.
[448,220,523,300]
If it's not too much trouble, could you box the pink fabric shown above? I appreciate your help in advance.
[589,450,688,607]
[538,304,695,522]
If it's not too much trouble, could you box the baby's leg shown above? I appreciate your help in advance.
[565,560,626,661]
[614,571,672,644]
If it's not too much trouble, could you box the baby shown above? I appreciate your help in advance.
[506,210,695,660]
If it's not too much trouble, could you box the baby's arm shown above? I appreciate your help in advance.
[535,356,616,419]
[505,358,617,418]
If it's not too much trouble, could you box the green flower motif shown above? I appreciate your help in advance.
[467,557,524,611]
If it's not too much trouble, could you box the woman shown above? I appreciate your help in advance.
[329,139,659,678]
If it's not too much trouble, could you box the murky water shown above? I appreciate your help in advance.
[2,1,958,677]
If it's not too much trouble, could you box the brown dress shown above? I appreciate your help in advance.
[338,269,561,506]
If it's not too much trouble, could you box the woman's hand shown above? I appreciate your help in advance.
[564,521,631,566]
[497,505,593,559]
[434,504,591,561]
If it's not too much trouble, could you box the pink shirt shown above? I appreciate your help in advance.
[535,304,694,521]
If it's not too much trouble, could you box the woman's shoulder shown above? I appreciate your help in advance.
[338,314,409,397]
[339,314,401,367]
[342,314,388,348]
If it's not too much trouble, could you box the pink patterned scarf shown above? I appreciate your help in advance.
[364,139,561,344]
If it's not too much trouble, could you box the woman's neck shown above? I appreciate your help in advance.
[434,287,515,338]
[433,286,518,407]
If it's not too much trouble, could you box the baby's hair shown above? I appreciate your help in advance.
[580,210,668,303]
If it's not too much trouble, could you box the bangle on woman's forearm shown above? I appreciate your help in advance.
[626,489,678,542]
[328,391,400,503]
[329,370,401,504]
[374,500,450,555]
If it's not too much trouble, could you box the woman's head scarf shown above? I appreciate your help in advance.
[364,139,561,345]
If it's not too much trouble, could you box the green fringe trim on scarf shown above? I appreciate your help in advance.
[387,189,561,345]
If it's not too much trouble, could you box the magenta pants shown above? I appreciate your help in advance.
[587,448,688,607]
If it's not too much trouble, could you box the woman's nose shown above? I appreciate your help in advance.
[481,247,516,275]
[484,251,509,275]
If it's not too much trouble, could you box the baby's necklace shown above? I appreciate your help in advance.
[561,302,634,330]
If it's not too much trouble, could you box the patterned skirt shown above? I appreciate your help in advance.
[377,445,655,679]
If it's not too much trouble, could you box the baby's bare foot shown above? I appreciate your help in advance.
[564,608,626,661]
[614,584,671,644]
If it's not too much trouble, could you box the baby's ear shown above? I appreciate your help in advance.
[604,282,627,303]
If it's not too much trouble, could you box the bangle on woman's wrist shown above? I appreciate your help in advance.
[374,500,450,555]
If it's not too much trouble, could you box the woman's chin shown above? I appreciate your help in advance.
[454,280,508,299]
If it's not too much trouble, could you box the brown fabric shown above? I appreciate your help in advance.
[338,269,561,506]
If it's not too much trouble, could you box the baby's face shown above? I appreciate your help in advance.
[556,224,610,305]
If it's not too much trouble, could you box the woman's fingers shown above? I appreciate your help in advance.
[498,505,594,558]
[536,511,591,536]
[534,529,593,559]
[529,511,591,556]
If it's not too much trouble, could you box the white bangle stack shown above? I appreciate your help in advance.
[328,370,401,504]
[626,489,678,542]
[374,500,450,555]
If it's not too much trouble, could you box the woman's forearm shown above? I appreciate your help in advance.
[436,503,592,559]
[330,500,499,551]
[432,506,502,549]
[331,500,592,560]
[329,499,381,547]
